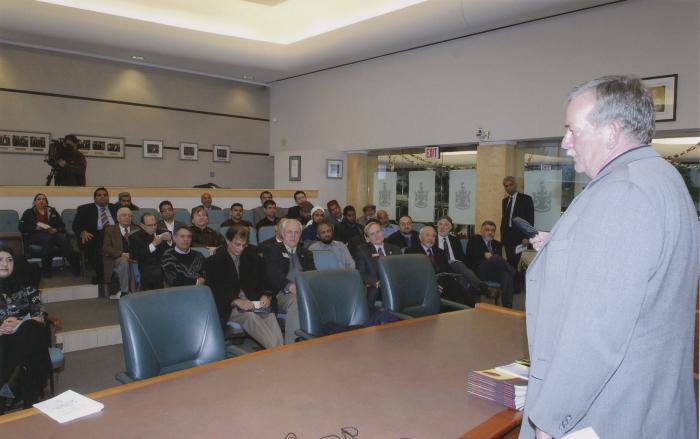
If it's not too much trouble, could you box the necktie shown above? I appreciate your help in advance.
[427,248,437,271]
[378,246,385,256]
[507,195,515,227]
[100,207,109,228]
[122,226,129,237]
[443,237,453,261]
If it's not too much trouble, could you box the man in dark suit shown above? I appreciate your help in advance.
[285,190,307,220]
[191,192,222,214]
[53,134,86,186]
[333,205,364,246]
[204,224,283,349]
[435,215,488,294]
[73,187,118,284]
[157,200,186,237]
[354,221,402,308]
[385,215,420,251]
[129,212,170,291]
[466,220,515,308]
[262,219,315,344]
[406,226,477,307]
[500,176,534,271]
[102,207,140,299]
[252,191,274,225]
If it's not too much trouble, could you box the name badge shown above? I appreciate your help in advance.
[282,253,290,259]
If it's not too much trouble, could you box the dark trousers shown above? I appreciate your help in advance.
[80,230,105,283]
[138,264,164,291]
[28,232,75,269]
[477,255,515,308]
[437,274,477,307]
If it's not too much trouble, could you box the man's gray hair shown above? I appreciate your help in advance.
[569,75,655,144]
[280,218,302,233]
[116,207,132,216]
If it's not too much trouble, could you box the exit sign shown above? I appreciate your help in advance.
[425,146,440,160]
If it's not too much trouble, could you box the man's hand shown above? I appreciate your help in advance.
[206,247,217,256]
[57,159,66,167]
[196,277,205,286]
[232,298,254,311]
[161,232,172,242]
[484,251,493,260]
[80,230,94,244]
[0,317,21,335]
[521,238,530,246]
[152,234,163,246]
[530,232,550,252]
[120,252,130,261]
[287,283,297,295]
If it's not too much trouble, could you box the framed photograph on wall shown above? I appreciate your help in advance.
[642,74,677,122]
[327,159,343,179]
[143,140,163,159]
[75,135,125,158]
[180,142,199,161]
[213,145,230,162]
[289,155,301,181]
[0,130,50,155]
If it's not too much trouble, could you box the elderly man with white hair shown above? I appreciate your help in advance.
[102,207,140,299]
[262,219,316,344]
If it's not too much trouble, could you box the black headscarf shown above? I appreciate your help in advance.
[0,246,33,295]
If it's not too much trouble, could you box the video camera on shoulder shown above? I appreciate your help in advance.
[46,138,68,168]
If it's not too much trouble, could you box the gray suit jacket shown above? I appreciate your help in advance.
[520,146,698,438]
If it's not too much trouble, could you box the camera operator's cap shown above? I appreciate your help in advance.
[118,192,131,198]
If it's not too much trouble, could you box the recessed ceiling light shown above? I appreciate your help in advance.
[131,55,144,60]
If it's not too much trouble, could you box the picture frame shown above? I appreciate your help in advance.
[180,142,199,161]
[327,159,343,179]
[75,134,125,158]
[289,155,301,181]
[213,145,230,163]
[143,140,163,159]
[0,130,50,155]
[642,74,677,122]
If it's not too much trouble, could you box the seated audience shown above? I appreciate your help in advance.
[262,219,315,344]
[307,222,356,270]
[436,215,488,295]
[358,204,377,226]
[255,200,279,233]
[300,206,326,242]
[102,208,139,299]
[0,247,51,412]
[129,212,170,291]
[73,187,117,284]
[326,200,343,226]
[19,193,79,277]
[192,192,221,213]
[117,192,139,210]
[386,215,420,251]
[189,207,225,255]
[221,203,252,228]
[406,226,477,307]
[297,201,313,227]
[465,220,515,308]
[285,190,307,219]
[354,221,401,308]
[258,218,286,251]
[161,226,205,287]
[376,209,398,237]
[252,191,273,225]
[333,205,364,245]
[204,225,282,349]
[157,200,186,236]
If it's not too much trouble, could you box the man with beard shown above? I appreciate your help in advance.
[307,222,355,269]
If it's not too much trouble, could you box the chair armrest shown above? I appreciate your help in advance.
[226,345,251,357]
[115,371,134,384]
[389,311,414,320]
[440,298,470,310]
[294,329,315,340]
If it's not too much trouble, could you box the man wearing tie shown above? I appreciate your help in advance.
[466,220,515,308]
[354,221,402,309]
[102,207,140,299]
[500,176,534,271]
[435,216,489,296]
[73,187,118,284]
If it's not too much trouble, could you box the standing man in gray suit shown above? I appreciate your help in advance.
[520,76,698,439]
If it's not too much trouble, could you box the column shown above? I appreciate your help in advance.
[475,141,517,240]
[345,153,377,210]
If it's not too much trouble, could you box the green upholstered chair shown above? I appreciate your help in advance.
[116,285,226,382]
[378,254,468,319]
[295,269,369,339]
[310,249,341,270]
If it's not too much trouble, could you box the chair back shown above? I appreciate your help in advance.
[378,254,441,317]
[173,208,190,225]
[258,225,276,243]
[61,209,77,236]
[411,222,425,233]
[248,227,258,246]
[133,208,159,221]
[191,247,210,257]
[296,269,369,337]
[118,286,226,381]
[242,209,254,225]
[207,210,227,228]
[0,210,19,233]
[311,249,341,270]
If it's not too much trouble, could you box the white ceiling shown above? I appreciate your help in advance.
[0,0,621,84]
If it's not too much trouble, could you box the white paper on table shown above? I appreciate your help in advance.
[562,427,600,439]
[33,390,104,423]
[36,222,52,230]
[251,301,261,309]
[515,244,526,255]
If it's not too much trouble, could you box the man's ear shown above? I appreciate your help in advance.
[605,120,623,149]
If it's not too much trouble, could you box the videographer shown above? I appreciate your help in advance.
[53,134,86,186]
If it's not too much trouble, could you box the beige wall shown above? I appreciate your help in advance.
[0,45,272,187]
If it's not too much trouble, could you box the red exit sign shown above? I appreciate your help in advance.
[425,146,440,160]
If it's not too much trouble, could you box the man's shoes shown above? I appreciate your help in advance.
[109,291,122,300]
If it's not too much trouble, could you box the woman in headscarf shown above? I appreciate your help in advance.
[0,246,51,412]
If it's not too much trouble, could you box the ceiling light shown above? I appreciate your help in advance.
[441,151,478,156]
[131,55,144,60]
[652,137,700,145]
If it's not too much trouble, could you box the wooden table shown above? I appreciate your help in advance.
[0,305,526,438]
